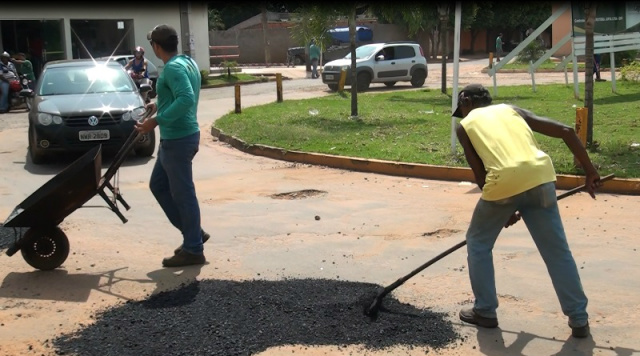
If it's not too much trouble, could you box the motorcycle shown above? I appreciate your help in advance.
[128,70,153,104]
[8,74,33,112]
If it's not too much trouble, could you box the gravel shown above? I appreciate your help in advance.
[53,278,461,355]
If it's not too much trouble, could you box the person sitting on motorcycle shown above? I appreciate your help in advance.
[11,53,36,87]
[125,46,149,79]
[0,51,19,114]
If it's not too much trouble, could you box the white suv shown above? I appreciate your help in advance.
[321,42,428,92]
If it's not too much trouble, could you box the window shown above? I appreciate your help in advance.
[393,46,416,60]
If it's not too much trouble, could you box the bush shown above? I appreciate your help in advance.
[200,70,210,85]
[600,50,638,67]
[220,60,239,77]
[620,60,640,82]
[516,41,545,64]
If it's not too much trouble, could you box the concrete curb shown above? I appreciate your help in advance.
[211,127,640,196]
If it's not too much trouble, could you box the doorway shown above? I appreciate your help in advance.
[69,19,134,59]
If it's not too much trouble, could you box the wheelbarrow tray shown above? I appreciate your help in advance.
[3,145,102,228]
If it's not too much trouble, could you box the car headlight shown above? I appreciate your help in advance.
[52,115,62,124]
[38,113,53,126]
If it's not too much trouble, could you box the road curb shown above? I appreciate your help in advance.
[210,127,640,196]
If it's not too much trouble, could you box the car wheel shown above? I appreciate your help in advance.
[135,130,156,157]
[410,69,427,87]
[328,84,339,92]
[294,56,305,65]
[356,72,371,92]
[28,125,47,165]
[384,82,396,88]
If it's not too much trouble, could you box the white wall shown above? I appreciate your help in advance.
[1,2,210,72]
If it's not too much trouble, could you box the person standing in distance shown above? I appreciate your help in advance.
[309,39,321,79]
[495,33,503,62]
[453,84,603,339]
[135,24,210,267]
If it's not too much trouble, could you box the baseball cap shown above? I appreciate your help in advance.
[147,24,178,44]
[452,84,491,118]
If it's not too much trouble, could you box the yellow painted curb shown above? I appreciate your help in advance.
[211,127,640,196]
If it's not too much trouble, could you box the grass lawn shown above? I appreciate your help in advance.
[204,73,266,86]
[214,82,640,179]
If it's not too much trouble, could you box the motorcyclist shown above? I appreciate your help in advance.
[0,51,19,113]
[125,46,149,80]
[124,46,152,103]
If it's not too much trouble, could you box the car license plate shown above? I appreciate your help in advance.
[325,74,334,80]
[79,130,110,141]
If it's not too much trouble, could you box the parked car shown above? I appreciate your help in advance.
[98,55,158,98]
[321,41,428,92]
[25,59,155,164]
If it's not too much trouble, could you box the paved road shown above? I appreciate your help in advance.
[0,64,637,356]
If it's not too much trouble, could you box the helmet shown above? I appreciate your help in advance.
[1,51,10,58]
[134,46,145,55]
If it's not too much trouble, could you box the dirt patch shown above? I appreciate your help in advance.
[422,228,462,238]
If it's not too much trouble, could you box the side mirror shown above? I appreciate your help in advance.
[139,84,152,93]
[376,55,385,61]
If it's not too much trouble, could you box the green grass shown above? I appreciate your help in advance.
[204,73,265,86]
[214,82,640,178]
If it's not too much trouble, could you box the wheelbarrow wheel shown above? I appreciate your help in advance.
[20,226,70,271]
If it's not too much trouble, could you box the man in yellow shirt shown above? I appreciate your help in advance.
[453,84,602,339]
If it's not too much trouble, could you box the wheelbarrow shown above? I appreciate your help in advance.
[2,129,143,271]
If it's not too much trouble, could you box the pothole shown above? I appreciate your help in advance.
[270,189,327,200]
[422,228,462,238]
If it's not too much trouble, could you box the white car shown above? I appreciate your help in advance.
[321,42,428,92]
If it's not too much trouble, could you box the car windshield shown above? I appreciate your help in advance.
[39,65,134,96]
[344,45,378,60]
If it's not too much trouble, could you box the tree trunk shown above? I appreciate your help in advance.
[261,4,270,66]
[584,3,597,146]
[349,4,358,117]
[470,30,478,54]
[438,3,449,94]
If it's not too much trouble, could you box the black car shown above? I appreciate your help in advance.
[26,59,154,164]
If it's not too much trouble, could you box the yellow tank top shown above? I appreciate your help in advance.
[460,104,556,201]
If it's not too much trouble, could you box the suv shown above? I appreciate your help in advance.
[321,42,428,92]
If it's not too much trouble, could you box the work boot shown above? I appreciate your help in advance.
[162,249,206,268]
[459,307,499,328]
[174,229,210,255]
[570,322,590,338]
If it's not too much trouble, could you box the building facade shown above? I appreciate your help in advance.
[1,3,209,77]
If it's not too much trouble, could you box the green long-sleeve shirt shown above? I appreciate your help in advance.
[155,54,201,140]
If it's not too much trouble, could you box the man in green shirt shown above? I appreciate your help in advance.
[12,53,36,84]
[495,33,503,62]
[309,40,321,79]
[135,24,209,268]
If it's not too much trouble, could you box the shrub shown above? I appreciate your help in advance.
[620,60,640,82]
[200,69,210,85]
[220,60,239,77]
[516,41,545,64]
[600,50,638,67]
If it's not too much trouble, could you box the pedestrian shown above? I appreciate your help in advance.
[135,24,210,268]
[309,40,321,79]
[1,51,19,114]
[452,84,603,339]
[495,33,503,62]
[593,53,605,82]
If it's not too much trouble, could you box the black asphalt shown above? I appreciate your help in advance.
[53,278,461,355]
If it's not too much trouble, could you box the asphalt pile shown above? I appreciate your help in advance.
[0,225,24,250]
[54,278,460,356]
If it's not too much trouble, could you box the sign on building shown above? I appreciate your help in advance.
[571,2,640,35]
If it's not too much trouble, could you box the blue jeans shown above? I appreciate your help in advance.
[150,131,203,255]
[466,182,588,327]
[0,81,9,112]
[311,58,319,77]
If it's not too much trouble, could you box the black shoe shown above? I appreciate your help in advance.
[174,229,210,255]
[459,307,499,328]
[162,249,206,268]
[571,322,590,338]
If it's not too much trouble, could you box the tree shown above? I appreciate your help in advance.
[437,3,449,94]
[290,5,340,73]
[207,8,225,31]
[261,3,271,65]
[584,3,597,146]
